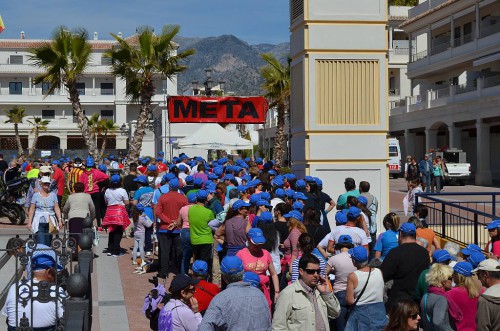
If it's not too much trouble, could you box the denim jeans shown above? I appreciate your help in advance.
[180,228,192,274]
[144,225,153,253]
[334,290,348,331]
[422,173,431,192]
[345,302,388,331]
[35,223,51,246]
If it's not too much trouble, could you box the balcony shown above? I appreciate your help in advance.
[480,22,500,38]
[389,75,500,115]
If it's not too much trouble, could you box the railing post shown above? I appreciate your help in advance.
[493,194,497,217]
[441,202,446,239]
[474,213,479,245]
[65,273,89,331]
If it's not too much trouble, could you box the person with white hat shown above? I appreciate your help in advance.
[474,258,500,330]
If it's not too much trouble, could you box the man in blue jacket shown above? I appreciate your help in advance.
[418,154,433,192]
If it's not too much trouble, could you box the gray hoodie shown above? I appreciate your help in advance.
[477,283,500,331]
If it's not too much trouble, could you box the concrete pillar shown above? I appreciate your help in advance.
[475,4,480,39]
[450,15,455,47]
[425,128,438,152]
[427,25,432,55]
[475,120,492,186]
[92,77,96,96]
[59,132,68,150]
[290,0,388,232]
[448,125,462,149]
[404,129,417,159]
[115,104,128,149]
[389,27,393,49]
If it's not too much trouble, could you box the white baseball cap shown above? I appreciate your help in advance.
[473,258,500,273]
[40,176,51,184]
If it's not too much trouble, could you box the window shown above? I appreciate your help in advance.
[42,82,52,95]
[100,109,114,120]
[76,82,85,95]
[42,109,55,119]
[100,83,114,95]
[9,82,22,95]
[389,146,399,157]
[9,55,23,64]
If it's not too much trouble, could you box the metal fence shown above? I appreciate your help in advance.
[416,192,500,249]
[0,217,95,330]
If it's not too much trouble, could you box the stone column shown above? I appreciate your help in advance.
[59,132,68,151]
[115,104,128,149]
[425,128,438,152]
[448,124,462,149]
[404,129,417,159]
[475,120,492,186]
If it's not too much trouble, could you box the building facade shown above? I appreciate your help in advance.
[0,33,205,161]
[389,0,500,185]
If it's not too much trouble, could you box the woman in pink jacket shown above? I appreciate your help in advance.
[79,157,108,227]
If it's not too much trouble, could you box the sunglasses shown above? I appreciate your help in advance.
[303,268,321,275]
[447,276,453,281]
[408,313,419,320]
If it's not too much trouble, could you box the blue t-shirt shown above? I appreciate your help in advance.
[31,192,58,217]
[133,186,154,207]
[373,229,399,260]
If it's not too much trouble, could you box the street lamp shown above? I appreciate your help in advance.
[119,123,128,136]
[191,80,200,95]
[191,68,225,96]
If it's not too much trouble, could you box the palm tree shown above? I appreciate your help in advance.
[4,106,26,156]
[27,116,50,156]
[260,54,290,166]
[97,119,119,159]
[28,26,98,158]
[105,25,195,165]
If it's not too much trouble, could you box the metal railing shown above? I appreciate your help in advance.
[416,192,500,248]
[480,23,500,38]
[434,86,450,99]
[455,82,476,94]
[0,216,96,330]
[431,40,450,55]
[483,74,500,89]
[411,50,428,62]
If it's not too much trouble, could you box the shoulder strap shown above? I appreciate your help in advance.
[196,284,216,298]
[423,293,436,330]
[352,268,372,308]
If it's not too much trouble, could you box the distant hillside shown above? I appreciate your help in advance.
[175,35,290,96]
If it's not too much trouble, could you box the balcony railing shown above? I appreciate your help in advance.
[431,40,450,55]
[389,89,400,96]
[455,82,476,95]
[393,48,409,55]
[480,23,500,38]
[100,88,115,95]
[483,75,500,89]
[411,50,428,62]
[434,86,450,99]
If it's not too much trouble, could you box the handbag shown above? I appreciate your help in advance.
[345,268,372,321]
[42,194,59,234]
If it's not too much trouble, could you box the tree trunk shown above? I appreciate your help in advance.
[68,85,98,159]
[274,105,286,166]
[99,132,108,160]
[14,123,24,157]
[126,84,154,168]
[29,129,39,157]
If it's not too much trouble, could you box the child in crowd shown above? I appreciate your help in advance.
[132,203,153,274]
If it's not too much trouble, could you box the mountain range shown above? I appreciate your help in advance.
[175,35,290,96]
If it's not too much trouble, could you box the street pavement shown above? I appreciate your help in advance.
[0,178,499,330]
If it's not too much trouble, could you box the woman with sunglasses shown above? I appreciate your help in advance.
[236,228,280,309]
[345,246,387,330]
[485,220,500,258]
[26,176,63,246]
[161,274,202,331]
[385,299,421,331]
[420,263,459,331]
[447,261,484,330]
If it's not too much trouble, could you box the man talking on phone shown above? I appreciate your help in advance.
[272,254,340,331]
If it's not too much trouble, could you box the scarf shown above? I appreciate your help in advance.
[428,286,463,322]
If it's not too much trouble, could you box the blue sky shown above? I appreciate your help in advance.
[1,0,290,44]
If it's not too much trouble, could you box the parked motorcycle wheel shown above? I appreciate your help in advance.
[11,204,26,225]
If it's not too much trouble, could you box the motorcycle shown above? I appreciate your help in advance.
[0,177,30,225]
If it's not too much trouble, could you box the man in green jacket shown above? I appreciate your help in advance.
[475,258,500,331]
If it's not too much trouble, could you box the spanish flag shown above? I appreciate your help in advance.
[0,15,4,33]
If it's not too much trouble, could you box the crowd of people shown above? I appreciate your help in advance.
[1,151,500,330]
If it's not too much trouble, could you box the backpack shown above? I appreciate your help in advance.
[143,284,167,330]
[157,305,182,331]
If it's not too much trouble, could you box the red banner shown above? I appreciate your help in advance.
[167,96,268,123]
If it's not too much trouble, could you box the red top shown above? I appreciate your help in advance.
[79,168,109,194]
[156,162,167,173]
[52,167,65,197]
[447,286,484,330]
[137,165,146,175]
[194,280,220,313]
[155,191,188,231]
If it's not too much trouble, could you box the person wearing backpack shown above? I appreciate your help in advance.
[133,175,155,257]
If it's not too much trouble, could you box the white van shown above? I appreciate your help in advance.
[388,138,401,178]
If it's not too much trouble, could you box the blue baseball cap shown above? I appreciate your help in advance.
[237,185,247,193]
[178,164,186,171]
[275,188,285,199]
[292,201,303,211]
[283,210,303,222]
[268,170,277,176]
[453,261,474,277]
[135,203,145,211]
[242,175,252,182]
[260,192,271,201]
[51,160,60,165]
[293,192,308,201]
[205,184,216,194]
[349,246,368,263]
[169,178,180,189]
[220,256,244,274]
[156,157,163,161]
[196,189,209,200]
[338,235,353,244]
[232,199,251,211]
[335,211,348,225]
[185,175,194,184]
[110,174,121,184]
[285,189,295,198]
[86,156,95,167]
[187,192,197,203]
[284,173,296,180]
[346,206,361,220]
[192,260,208,275]
[109,155,115,160]
[147,164,157,172]
[248,228,266,245]
[255,157,263,164]
[193,177,204,187]
[256,200,271,208]
[461,244,482,256]
[158,151,165,155]
[468,251,486,268]
[432,249,455,263]
[357,196,368,206]
[98,164,107,172]
[141,158,148,165]
[314,177,323,187]
[223,174,235,181]
[249,193,262,205]
[259,211,273,223]
[32,254,57,271]
[272,178,284,187]
[485,220,500,230]
[165,173,176,181]
[208,173,219,180]
[243,271,261,288]
[295,179,306,189]
[304,176,314,183]
[399,222,417,235]
[218,157,228,165]
[134,175,148,184]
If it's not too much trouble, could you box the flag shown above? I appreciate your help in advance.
[0,15,4,33]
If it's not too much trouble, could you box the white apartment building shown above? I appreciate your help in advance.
[0,32,208,161]
[389,0,500,186]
